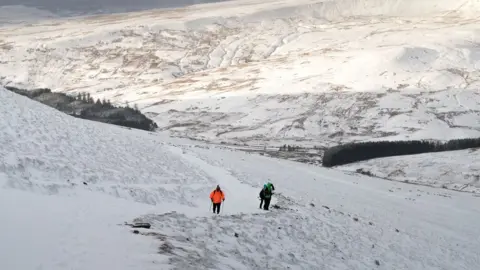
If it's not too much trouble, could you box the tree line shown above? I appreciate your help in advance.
[5,86,157,131]
[75,92,113,107]
[278,144,302,152]
[322,137,480,167]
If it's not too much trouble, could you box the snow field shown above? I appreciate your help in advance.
[339,148,480,193]
[0,188,161,270]
[0,87,262,269]
[136,140,480,269]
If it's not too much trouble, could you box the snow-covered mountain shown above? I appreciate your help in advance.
[1,0,479,148]
[0,0,231,23]
[1,1,480,268]
[1,86,480,269]
[0,5,60,25]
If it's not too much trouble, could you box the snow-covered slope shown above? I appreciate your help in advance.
[1,0,480,148]
[339,148,480,193]
[1,87,480,269]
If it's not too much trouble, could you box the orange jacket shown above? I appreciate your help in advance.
[210,189,225,203]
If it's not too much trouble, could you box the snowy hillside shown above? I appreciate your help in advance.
[339,148,480,193]
[1,0,480,148]
[2,86,480,269]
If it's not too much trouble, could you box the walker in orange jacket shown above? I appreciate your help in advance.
[210,185,225,214]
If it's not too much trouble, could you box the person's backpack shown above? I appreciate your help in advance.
[267,183,274,190]
[264,186,272,198]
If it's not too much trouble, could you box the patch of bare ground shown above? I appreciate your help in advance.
[162,121,202,130]
[203,78,264,92]
[164,78,201,86]
[378,108,413,118]
[329,84,352,92]
[266,151,323,165]
[0,41,13,51]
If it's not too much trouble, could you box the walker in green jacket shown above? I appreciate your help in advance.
[264,182,275,199]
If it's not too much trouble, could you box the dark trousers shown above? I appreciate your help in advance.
[259,198,264,209]
[212,203,221,214]
[263,198,271,210]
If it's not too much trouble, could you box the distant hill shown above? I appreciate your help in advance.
[0,1,231,19]
[4,86,158,131]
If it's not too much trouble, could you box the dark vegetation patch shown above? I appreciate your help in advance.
[322,138,480,167]
[5,86,158,131]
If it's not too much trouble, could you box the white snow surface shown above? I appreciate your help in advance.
[1,87,480,269]
[1,0,480,147]
[340,148,480,193]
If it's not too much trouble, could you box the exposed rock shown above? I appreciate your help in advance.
[125,222,152,229]
[132,223,151,229]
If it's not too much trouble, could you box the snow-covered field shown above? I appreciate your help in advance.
[2,86,480,269]
[1,0,480,148]
[339,148,480,193]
